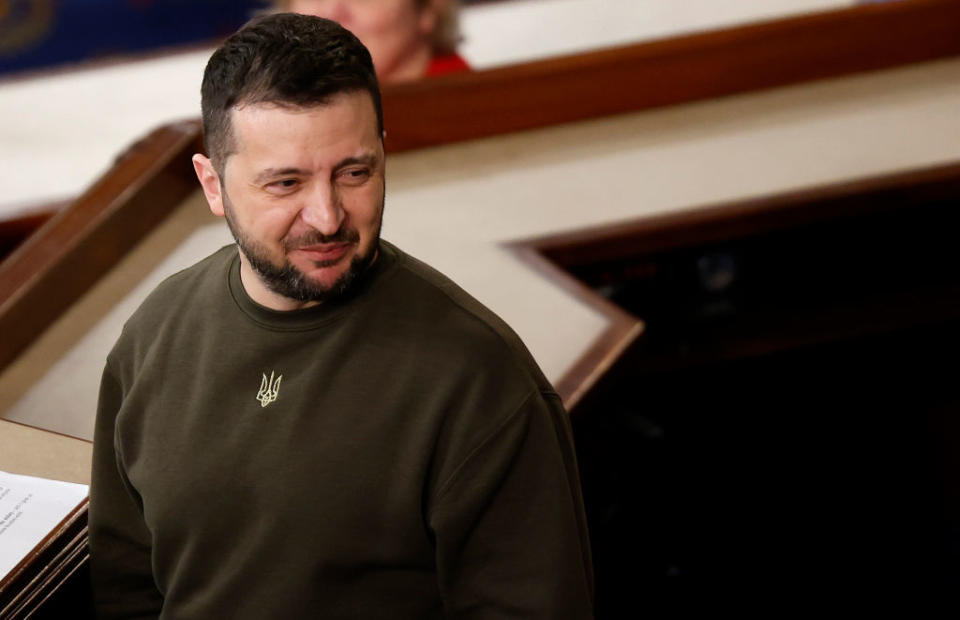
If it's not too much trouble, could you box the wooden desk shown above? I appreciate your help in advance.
[0,421,91,619]
[2,4,960,613]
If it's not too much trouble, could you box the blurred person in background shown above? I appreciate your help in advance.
[274,0,468,83]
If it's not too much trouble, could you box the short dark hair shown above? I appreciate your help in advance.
[201,13,383,175]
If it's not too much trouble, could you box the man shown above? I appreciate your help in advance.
[89,13,592,619]
[275,0,468,83]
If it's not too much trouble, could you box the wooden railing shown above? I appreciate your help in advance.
[2,0,960,390]
[1,2,959,612]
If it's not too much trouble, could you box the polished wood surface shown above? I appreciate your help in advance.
[527,161,960,269]
[382,0,960,150]
[547,163,960,611]
[0,121,202,373]
[509,160,960,410]
[1,4,959,612]
[0,418,91,618]
[4,0,960,287]
[0,207,60,262]
[4,1,960,380]
[504,242,643,412]
[0,500,90,619]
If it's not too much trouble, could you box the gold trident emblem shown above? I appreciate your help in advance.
[256,371,282,408]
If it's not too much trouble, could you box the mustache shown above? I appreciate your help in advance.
[283,228,360,251]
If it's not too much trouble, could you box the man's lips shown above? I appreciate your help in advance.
[295,242,351,262]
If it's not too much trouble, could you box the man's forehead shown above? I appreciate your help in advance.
[226,93,382,167]
[230,90,377,126]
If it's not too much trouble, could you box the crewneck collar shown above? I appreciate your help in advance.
[227,240,398,331]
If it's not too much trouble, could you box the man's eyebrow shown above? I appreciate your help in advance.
[252,155,379,184]
[336,153,380,169]
[252,168,312,184]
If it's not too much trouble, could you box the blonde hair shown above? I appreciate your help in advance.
[430,0,461,55]
[270,0,461,55]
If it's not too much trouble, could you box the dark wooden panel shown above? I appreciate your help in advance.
[4,0,960,390]
[0,500,89,619]
[383,0,960,151]
[1,6,956,615]
[526,161,960,612]
[0,206,61,262]
[504,243,643,412]
[513,162,960,392]
[532,162,960,268]
[0,121,203,373]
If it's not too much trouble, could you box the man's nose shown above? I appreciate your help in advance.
[300,184,344,235]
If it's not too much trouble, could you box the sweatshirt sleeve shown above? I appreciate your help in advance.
[88,360,163,619]
[428,390,595,619]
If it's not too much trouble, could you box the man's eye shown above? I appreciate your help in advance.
[340,168,370,185]
[267,179,298,192]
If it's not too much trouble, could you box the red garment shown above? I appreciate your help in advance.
[426,52,470,77]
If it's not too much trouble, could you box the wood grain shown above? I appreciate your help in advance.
[382,0,960,151]
[509,160,960,396]
[3,0,960,384]
[0,121,203,373]
[503,242,644,411]
[530,161,960,269]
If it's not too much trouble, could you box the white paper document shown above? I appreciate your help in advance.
[0,471,89,581]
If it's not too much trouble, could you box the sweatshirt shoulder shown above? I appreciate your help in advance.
[111,246,235,359]
[386,243,555,395]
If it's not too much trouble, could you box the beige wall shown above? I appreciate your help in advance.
[0,0,853,218]
[3,55,960,442]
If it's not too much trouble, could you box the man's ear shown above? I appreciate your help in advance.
[192,154,225,217]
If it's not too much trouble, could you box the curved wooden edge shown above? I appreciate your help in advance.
[507,159,960,413]
[382,0,960,151]
[0,120,204,373]
[0,416,94,446]
[502,242,644,414]
[0,498,88,613]
[0,204,64,262]
[532,161,960,269]
[16,536,89,619]
[3,0,960,375]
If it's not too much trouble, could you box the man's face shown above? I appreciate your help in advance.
[198,91,385,310]
[286,0,439,82]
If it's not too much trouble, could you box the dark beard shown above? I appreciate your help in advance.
[244,239,376,303]
[222,192,381,304]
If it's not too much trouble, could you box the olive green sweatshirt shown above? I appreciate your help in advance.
[89,241,594,619]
